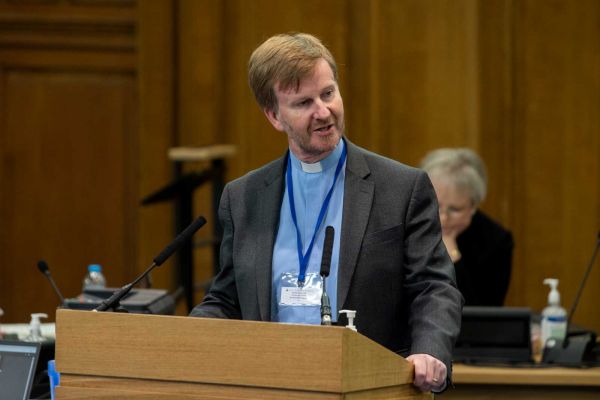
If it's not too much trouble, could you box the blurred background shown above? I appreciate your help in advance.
[0,0,598,335]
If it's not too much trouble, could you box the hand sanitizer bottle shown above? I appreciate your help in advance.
[339,309,357,332]
[540,278,567,348]
[24,313,48,342]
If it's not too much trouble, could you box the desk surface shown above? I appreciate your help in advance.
[1,322,55,340]
[453,363,600,386]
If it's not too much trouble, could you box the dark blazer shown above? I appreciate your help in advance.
[190,139,463,373]
[455,210,514,306]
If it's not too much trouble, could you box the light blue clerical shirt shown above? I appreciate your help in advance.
[271,139,346,324]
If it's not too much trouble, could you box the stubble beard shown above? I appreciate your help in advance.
[288,118,345,162]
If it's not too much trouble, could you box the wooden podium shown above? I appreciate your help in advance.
[55,309,431,399]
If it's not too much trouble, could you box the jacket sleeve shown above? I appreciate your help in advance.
[189,184,242,319]
[402,171,464,378]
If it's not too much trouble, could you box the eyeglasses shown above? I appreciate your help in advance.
[439,205,473,218]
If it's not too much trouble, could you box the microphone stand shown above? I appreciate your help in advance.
[321,277,332,326]
[320,226,334,326]
[94,216,206,312]
[37,261,66,307]
[94,263,157,313]
[543,231,600,365]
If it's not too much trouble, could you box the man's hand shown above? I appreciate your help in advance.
[406,353,446,392]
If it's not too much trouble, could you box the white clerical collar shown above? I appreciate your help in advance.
[289,139,345,174]
[300,160,322,173]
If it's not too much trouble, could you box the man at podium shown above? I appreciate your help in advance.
[190,32,463,393]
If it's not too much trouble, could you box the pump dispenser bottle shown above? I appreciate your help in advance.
[24,313,48,342]
[540,278,567,348]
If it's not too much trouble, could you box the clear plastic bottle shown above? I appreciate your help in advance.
[540,278,567,348]
[24,313,48,342]
[83,264,107,290]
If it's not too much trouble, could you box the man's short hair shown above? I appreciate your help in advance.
[248,32,338,112]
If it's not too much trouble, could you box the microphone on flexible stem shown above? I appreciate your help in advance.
[543,230,600,365]
[94,216,207,312]
[37,260,66,306]
[320,226,335,326]
[567,231,600,331]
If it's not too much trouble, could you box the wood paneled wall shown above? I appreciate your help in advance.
[0,1,135,322]
[0,0,175,322]
[1,1,598,336]
[507,0,599,330]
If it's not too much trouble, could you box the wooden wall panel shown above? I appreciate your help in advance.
[509,0,600,331]
[345,0,480,166]
[476,0,514,226]
[136,0,176,303]
[176,0,224,305]
[0,1,145,323]
[0,70,136,321]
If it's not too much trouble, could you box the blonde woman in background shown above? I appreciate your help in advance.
[421,148,513,306]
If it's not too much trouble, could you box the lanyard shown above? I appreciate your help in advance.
[286,144,347,285]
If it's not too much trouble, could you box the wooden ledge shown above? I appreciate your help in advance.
[168,144,237,162]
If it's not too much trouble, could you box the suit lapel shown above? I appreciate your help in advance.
[338,141,374,310]
[253,154,287,321]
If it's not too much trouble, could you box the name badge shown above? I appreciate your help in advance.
[280,286,321,306]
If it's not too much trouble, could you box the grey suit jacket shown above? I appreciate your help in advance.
[190,139,463,373]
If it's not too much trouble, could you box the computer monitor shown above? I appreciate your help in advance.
[454,306,533,364]
[0,340,41,400]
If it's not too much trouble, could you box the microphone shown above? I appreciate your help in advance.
[320,226,335,326]
[567,231,600,329]
[94,216,207,312]
[37,260,65,306]
[543,231,600,365]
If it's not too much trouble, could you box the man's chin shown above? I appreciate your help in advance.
[315,139,340,155]
[316,132,341,147]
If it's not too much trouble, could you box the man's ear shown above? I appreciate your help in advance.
[264,108,284,132]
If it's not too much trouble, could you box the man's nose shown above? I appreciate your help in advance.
[313,99,331,119]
